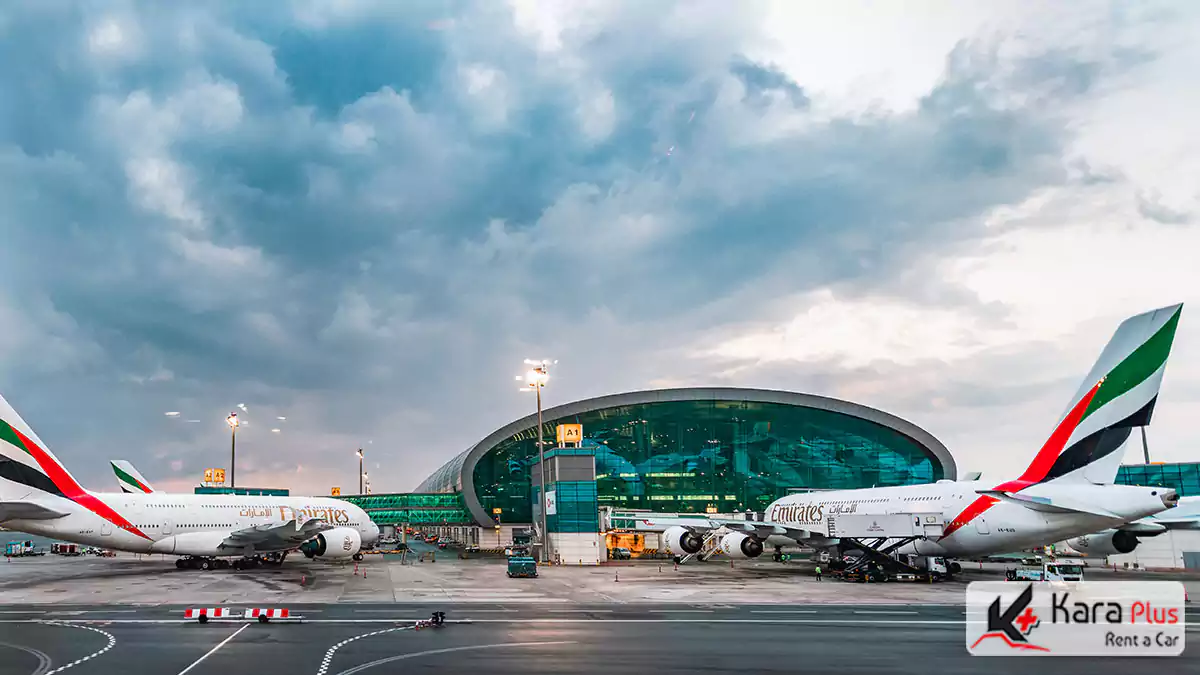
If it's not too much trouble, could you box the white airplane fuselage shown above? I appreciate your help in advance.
[4,490,378,556]
[761,480,1175,557]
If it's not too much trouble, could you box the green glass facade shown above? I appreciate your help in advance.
[466,398,943,524]
[1116,463,1200,497]
[336,493,472,525]
[194,486,289,496]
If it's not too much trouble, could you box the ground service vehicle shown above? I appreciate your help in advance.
[507,556,538,578]
[1006,562,1084,582]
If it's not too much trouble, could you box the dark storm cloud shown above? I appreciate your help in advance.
[0,1,1171,490]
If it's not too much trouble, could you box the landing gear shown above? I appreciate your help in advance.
[230,553,287,570]
[176,556,230,570]
[353,553,364,562]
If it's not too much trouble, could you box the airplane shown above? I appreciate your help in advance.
[1064,495,1200,557]
[0,396,380,570]
[111,460,154,494]
[657,304,1185,573]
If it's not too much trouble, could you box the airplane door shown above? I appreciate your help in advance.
[101,521,111,536]
[975,517,990,535]
[163,519,173,535]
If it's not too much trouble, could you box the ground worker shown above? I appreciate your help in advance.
[815,565,822,581]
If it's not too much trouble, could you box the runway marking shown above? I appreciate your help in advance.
[852,610,919,615]
[177,623,248,675]
[0,641,52,675]
[333,641,578,675]
[12,617,1200,631]
[316,625,414,675]
[0,611,47,614]
[750,610,819,614]
[39,622,116,675]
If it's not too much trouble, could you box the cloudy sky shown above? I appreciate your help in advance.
[1,0,1198,495]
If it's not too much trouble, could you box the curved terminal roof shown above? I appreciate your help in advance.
[415,387,955,526]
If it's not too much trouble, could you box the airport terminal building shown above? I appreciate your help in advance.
[345,388,956,546]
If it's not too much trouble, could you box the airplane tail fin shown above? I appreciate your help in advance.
[1003,304,1183,490]
[0,392,87,501]
[112,460,155,494]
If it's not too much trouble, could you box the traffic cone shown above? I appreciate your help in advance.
[614,570,619,582]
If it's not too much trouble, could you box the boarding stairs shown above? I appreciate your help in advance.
[679,529,725,564]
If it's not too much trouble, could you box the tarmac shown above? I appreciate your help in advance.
[4,547,1199,605]
[1,546,1199,673]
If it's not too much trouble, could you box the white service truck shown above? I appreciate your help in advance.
[1006,562,1084,582]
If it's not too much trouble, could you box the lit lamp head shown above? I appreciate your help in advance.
[516,359,555,391]
[226,413,239,429]
[356,449,364,459]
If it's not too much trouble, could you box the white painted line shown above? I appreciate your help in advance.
[751,610,819,614]
[658,610,714,613]
[544,609,614,613]
[40,622,117,675]
[0,611,47,615]
[16,617,1200,630]
[317,625,414,675]
[852,610,918,615]
[335,641,577,675]
[176,623,248,675]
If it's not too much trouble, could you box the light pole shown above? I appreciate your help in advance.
[225,412,239,489]
[357,448,364,494]
[517,359,554,563]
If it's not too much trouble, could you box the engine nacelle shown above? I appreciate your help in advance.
[299,527,362,559]
[1068,528,1139,557]
[662,526,703,556]
[719,532,764,559]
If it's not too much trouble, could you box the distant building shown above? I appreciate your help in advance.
[193,486,289,496]
[1107,462,1200,570]
[1116,461,1200,497]
[416,387,954,527]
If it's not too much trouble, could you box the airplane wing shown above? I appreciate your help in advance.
[718,520,816,541]
[217,518,333,553]
[0,501,69,521]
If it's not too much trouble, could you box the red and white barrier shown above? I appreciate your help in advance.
[245,608,291,620]
[184,607,234,621]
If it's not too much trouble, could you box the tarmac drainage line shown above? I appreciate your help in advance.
[0,641,52,675]
[37,622,116,675]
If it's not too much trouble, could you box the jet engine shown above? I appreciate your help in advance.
[1069,528,1139,556]
[299,527,362,559]
[719,532,764,559]
[663,526,703,556]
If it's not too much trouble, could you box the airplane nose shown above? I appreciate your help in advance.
[1159,489,1179,508]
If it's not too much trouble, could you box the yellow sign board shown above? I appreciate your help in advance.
[213,468,226,485]
[204,468,214,483]
[331,487,342,497]
[492,508,502,515]
[556,423,583,445]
